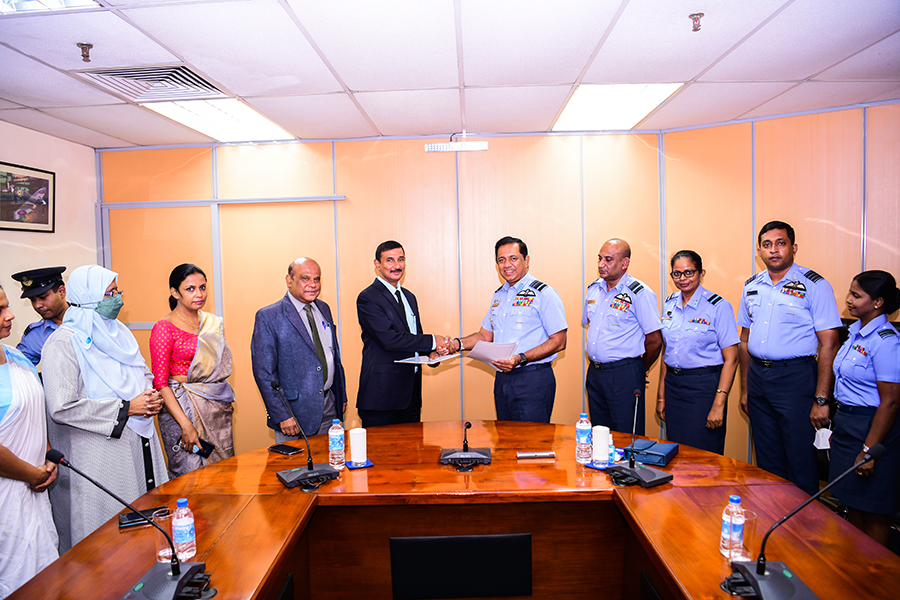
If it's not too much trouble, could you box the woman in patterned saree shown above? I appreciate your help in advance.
[150,264,235,478]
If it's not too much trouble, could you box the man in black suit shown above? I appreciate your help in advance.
[356,241,449,427]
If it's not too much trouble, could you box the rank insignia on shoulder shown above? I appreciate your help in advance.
[666,292,677,301]
[529,279,547,292]
[879,329,897,338]
[627,280,644,294]
[803,269,824,283]
[707,294,723,305]
[495,284,504,292]
[744,274,758,286]
[23,322,40,335]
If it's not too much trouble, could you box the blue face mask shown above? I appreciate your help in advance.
[94,293,124,320]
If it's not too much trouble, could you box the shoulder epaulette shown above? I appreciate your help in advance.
[627,280,644,294]
[495,284,504,293]
[666,292,677,301]
[803,269,824,283]
[23,322,40,335]
[878,329,897,339]
[529,279,548,292]
[707,293,723,305]
[744,274,758,286]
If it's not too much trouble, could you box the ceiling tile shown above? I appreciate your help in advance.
[42,104,215,145]
[0,45,123,108]
[460,0,619,86]
[247,94,378,139]
[743,81,900,119]
[701,0,900,81]
[355,89,460,136]
[0,10,179,71]
[0,98,24,109]
[584,0,790,84]
[289,0,458,91]
[0,108,132,148]
[639,82,795,130]
[465,86,571,133]
[122,0,341,96]
[816,31,900,81]
[868,88,900,103]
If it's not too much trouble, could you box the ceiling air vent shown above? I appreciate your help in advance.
[78,65,228,103]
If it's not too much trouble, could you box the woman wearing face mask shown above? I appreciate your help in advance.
[830,270,900,546]
[41,265,167,553]
[150,264,235,478]
[656,250,740,454]
[0,285,58,597]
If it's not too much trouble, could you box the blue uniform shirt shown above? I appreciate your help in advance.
[583,273,662,362]
[833,314,900,408]
[661,285,740,369]
[16,318,59,366]
[737,263,841,360]
[480,274,567,365]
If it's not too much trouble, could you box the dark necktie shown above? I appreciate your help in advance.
[304,304,328,385]
[395,290,410,332]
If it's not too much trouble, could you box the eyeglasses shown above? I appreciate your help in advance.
[670,270,697,279]
[104,290,124,297]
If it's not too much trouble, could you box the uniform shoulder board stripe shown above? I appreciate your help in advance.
[744,274,757,286]
[803,269,824,283]
[878,329,897,338]
[495,284,504,293]
[666,292,677,301]
[23,322,39,335]
[627,280,644,294]
[529,279,548,292]
[707,294,723,305]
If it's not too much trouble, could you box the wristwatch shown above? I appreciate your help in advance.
[518,352,528,366]
[814,396,829,407]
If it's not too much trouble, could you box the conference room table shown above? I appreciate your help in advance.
[12,421,900,600]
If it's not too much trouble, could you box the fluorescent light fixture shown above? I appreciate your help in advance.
[425,141,489,152]
[0,0,98,13]
[553,83,683,131]
[141,99,294,143]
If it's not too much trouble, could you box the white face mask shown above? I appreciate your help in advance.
[814,427,832,450]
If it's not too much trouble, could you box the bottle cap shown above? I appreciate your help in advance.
[177,498,188,508]
[333,419,340,425]
[729,494,741,504]
[579,413,588,419]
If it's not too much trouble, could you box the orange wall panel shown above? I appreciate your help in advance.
[219,201,339,454]
[217,143,334,199]
[335,139,460,427]
[865,104,900,278]
[664,124,752,461]
[755,111,864,315]
[583,134,662,435]
[108,206,215,324]
[102,148,212,203]
[458,135,583,424]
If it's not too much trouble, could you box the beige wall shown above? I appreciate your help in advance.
[0,121,97,339]
[11,103,900,465]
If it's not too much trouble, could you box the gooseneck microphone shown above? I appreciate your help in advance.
[723,444,887,599]
[439,421,491,471]
[46,449,213,600]
[270,382,339,491]
[629,389,640,469]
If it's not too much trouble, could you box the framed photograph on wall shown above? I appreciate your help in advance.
[0,161,55,233]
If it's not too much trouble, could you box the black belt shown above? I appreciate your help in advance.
[750,355,815,368]
[836,403,878,416]
[590,357,640,370]
[502,363,552,375]
[665,364,722,376]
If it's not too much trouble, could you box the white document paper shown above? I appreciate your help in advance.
[394,354,460,366]
[466,341,518,371]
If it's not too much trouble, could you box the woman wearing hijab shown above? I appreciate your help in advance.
[0,285,58,597]
[41,265,168,553]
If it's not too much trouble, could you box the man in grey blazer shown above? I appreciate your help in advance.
[251,258,347,439]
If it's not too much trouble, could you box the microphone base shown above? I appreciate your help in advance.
[607,464,673,487]
[721,560,819,599]
[119,561,216,600]
[439,448,492,471]
[277,463,339,489]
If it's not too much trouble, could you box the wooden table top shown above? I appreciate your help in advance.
[12,420,900,600]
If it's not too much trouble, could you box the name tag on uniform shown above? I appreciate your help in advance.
[587,299,595,304]
[781,280,807,298]
[611,292,632,311]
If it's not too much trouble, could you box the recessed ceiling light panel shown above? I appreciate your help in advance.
[553,83,684,131]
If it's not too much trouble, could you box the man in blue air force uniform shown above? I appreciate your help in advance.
[738,220,841,496]
[11,266,68,366]
[583,239,662,436]
[452,236,567,423]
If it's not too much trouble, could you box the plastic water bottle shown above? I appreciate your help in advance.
[172,498,196,561]
[575,413,592,464]
[328,419,345,470]
[609,441,616,464]
[719,494,745,558]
